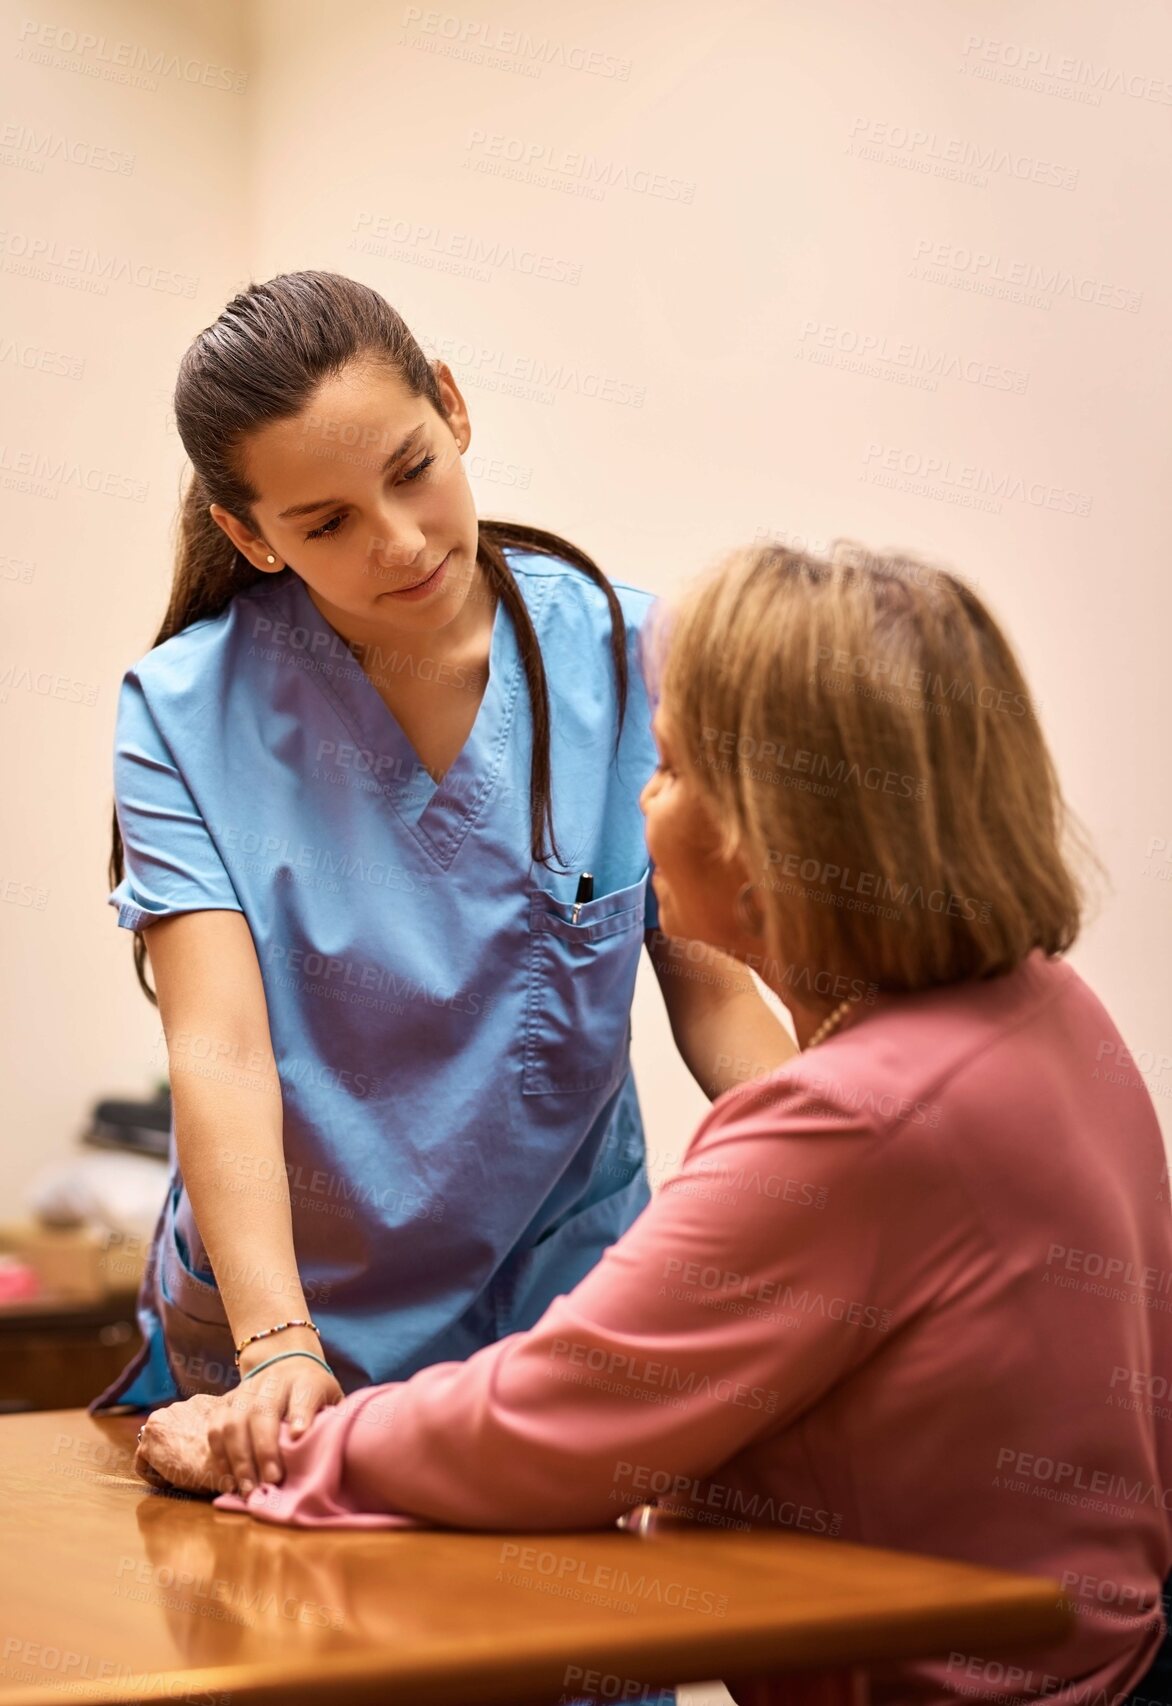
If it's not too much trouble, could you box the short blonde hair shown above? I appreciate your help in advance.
[649,541,1090,994]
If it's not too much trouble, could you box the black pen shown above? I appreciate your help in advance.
[572,871,594,922]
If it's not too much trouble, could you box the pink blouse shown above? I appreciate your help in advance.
[215,952,1172,1705]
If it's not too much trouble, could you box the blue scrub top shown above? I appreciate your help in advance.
[92,547,663,1411]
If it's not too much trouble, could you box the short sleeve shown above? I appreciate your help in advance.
[109,669,244,931]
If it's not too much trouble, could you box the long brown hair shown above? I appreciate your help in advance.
[112,271,629,1004]
[652,540,1095,995]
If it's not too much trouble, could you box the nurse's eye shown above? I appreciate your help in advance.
[303,454,436,540]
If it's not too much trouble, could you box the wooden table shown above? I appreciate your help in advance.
[0,1408,1072,1705]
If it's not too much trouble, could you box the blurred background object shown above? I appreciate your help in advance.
[0,1085,168,1410]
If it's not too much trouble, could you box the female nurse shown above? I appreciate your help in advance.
[141,541,1172,1706]
[93,270,795,1507]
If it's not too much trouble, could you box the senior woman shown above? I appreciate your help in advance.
[136,543,1172,1706]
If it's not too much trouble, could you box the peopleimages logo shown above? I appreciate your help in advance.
[701,726,930,794]
[417,328,647,409]
[463,130,696,203]
[0,228,198,297]
[813,646,1030,716]
[0,121,134,173]
[0,442,147,499]
[660,1259,891,1333]
[612,1460,843,1534]
[496,1543,727,1615]
[795,318,1029,394]
[958,35,1172,106]
[400,8,632,81]
[861,442,1093,515]
[348,212,583,287]
[14,19,247,92]
[547,1339,778,1413]
[995,1447,1172,1510]
[910,238,1143,313]
[0,1635,231,1702]
[765,849,987,922]
[1046,1243,1172,1295]
[847,117,1079,191]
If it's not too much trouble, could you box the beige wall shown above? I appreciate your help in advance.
[3,0,1169,1216]
[1,0,251,1205]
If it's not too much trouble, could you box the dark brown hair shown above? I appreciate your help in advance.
[112,271,628,1003]
[651,539,1094,995]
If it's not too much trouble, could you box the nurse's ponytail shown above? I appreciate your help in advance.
[110,271,630,1003]
[477,514,628,871]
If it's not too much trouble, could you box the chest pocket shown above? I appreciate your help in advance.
[522,867,649,1096]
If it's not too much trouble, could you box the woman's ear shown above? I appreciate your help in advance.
[433,362,471,464]
[725,839,755,890]
[208,504,283,572]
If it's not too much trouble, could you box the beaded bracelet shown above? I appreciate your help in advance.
[234,1317,318,1366]
[239,1349,335,1383]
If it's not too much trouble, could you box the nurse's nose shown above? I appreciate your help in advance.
[367,507,427,567]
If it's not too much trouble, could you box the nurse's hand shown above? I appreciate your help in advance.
[206,1354,345,1497]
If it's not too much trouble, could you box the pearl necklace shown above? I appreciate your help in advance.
[805,997,854,1050]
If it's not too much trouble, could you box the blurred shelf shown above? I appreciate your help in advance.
[0,1289,142,1413]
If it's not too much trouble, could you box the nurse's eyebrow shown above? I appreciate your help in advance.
[276,424,427,520]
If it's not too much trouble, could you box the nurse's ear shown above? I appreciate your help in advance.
[208,503,284,573]
[432,360,471,469]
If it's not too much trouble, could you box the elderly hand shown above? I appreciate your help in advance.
[134,1393,230,1496]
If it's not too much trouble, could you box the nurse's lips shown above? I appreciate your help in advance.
[380,550,452,601]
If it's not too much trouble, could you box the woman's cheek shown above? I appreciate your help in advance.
[643,792,675,879]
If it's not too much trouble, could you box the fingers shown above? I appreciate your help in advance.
[134,1418,185,1490]
[287,1372,344,1437]
[206,1424,238,1497]
[249,1396,284,1486]
[249,1376,323,1479]
[286,1379,318,1439]
[209,1398,264,1497]
[156,1371,345,1496]
[134,1421,213,1495]
[130,1393,253,1499]
[133,1437,171,1489]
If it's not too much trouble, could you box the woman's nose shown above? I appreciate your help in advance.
[368,510,426,564]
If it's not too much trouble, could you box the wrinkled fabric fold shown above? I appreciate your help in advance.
[214,1387,424,1529]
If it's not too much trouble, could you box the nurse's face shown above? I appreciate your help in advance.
[639,704,756,957]
[216,359,482,637]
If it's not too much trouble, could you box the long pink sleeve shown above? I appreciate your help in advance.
[215,955,1172,1706]
[216,1074,929,1528]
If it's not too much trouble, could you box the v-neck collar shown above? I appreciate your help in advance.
[280,569,534,870]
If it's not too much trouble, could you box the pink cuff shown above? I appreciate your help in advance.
[212,1385,425,1530]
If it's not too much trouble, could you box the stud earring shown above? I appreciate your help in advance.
[265,554,276,565]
